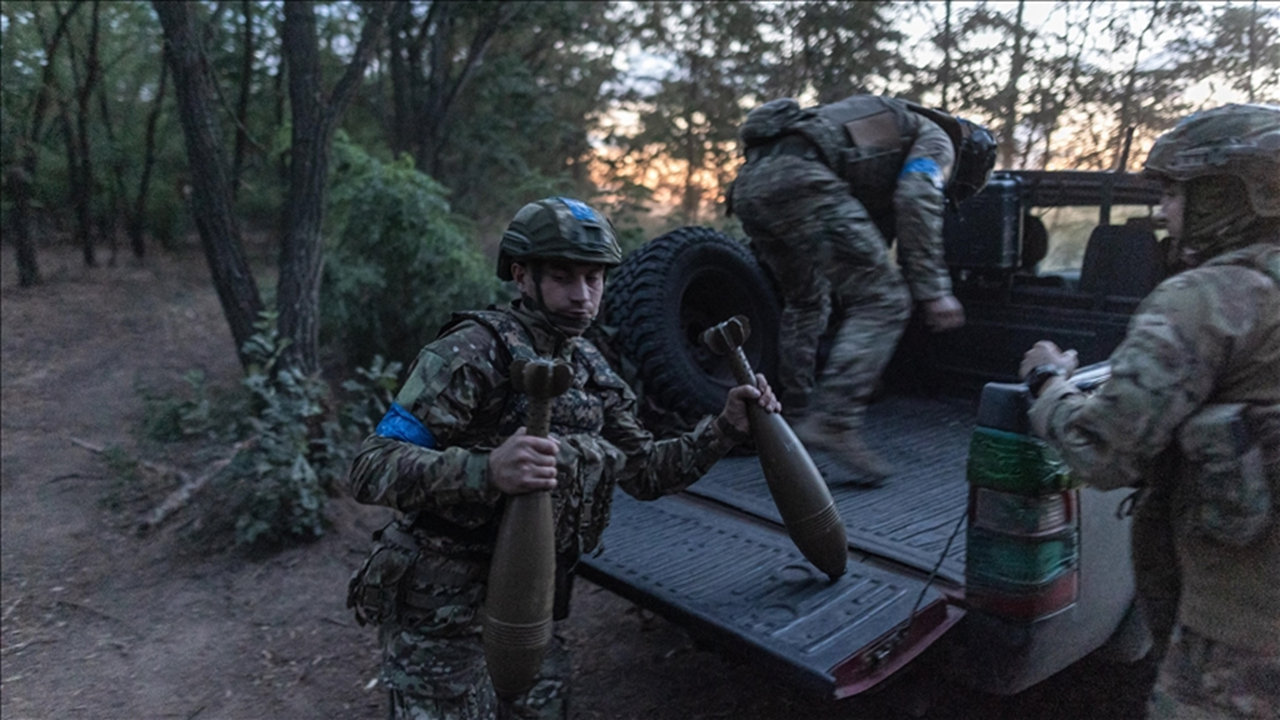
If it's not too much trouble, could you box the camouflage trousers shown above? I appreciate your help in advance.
[1148,626,1279,719]
[380,622,571,720]
[732,154,912,430]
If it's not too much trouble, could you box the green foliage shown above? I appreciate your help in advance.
[101,444,140,478]
[609,1,774,227]
[4,0,1279,270]
[431,1,628,224]
[229,312,330,547]
[322,136,500,370]
[224,312,402,549]
[138,370,216,443]
[147,189,191,251]
[339,355,404,439]
[129,311,400,551]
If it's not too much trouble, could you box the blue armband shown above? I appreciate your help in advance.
[375,402,436,449]
[900,157,945,190]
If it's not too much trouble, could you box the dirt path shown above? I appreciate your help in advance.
[2,246,1187,720]
[2,248,382,718]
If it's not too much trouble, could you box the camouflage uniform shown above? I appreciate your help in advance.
[1028,103,1280,719]
[729,96,974,449]
[1031,242,1280,718]
[347,299,743,719]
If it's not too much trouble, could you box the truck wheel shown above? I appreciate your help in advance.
[602,226,780,420]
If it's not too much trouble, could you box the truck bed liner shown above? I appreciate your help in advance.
[687,395,974,583]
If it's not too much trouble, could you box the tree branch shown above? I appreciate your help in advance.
[207,42,267,156]
[66,435,253,535]
[136,439,253,535]
[323,1,390,130]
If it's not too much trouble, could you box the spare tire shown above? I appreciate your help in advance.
[602,226,780,420]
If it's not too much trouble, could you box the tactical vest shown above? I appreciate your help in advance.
[437,309,626,557]
[741,96,959,232]
[809,96,918,229]
[443,309,614,440]
[1176,243,1280,546]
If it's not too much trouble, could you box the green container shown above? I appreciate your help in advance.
[967,427,1077,495]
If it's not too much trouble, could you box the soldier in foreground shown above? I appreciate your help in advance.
[728,94,996,484]
[345,197,780,719]
[1020,104,1280,719]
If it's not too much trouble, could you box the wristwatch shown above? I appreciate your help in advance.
[1024,363,1068,398]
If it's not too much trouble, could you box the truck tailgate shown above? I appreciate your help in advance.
[579,491,962,696]
[578,393,976,697]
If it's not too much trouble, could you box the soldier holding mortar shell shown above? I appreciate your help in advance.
[345,197,779,720]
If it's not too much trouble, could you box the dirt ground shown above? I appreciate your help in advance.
[1,244,1209,720]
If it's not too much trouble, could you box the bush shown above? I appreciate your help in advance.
[137,369,216,443]
[127,311,402,551]
[323,136,501,370]
[230,313,330,547]
[230,312,402,549]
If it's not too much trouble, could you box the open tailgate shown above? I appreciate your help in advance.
[578,396,977,697]
[578,489,964,698]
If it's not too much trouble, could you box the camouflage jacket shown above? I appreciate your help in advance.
[1030,240,1280,652]
[347,300,740,633]
[738,95,956,302]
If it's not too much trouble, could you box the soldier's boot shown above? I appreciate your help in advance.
[503,634,571,720]
[792,415,893,486]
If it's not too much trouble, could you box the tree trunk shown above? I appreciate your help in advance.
[681,61,701,226]
[129,60,169,259]
[414,0,451,175]
[154,0,264,369]
[69,0,102,268]
[999,0,1026,169]
[58,109,87,252]
[409,2,509,177]
[9,2,83,287]
[387,0,417,159]
[941,0,952,111]
[1247,0,1259,103]
[97,49,129,266]
[277,1,387,374]
[1116,3,1157,170]
[231,0,254,201]
[279,3,327,375]
[8,164,40,287]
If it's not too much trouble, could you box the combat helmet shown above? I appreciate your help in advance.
[1145,104,1280,218]
[1144,104,1280,263]
[497,197,623,281]
[947,118,998,207]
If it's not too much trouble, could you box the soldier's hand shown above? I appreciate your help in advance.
[488,427,560,494]
[922,294,965,331]
[719,373,781,436]
[1019,340,1079,379]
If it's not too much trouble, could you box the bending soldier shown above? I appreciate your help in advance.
[345,197,779,719]
[729,94,996,483]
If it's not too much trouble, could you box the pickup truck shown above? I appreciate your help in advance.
[581,170,1166,705]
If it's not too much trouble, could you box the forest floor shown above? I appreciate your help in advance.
[1,243,1216,720]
